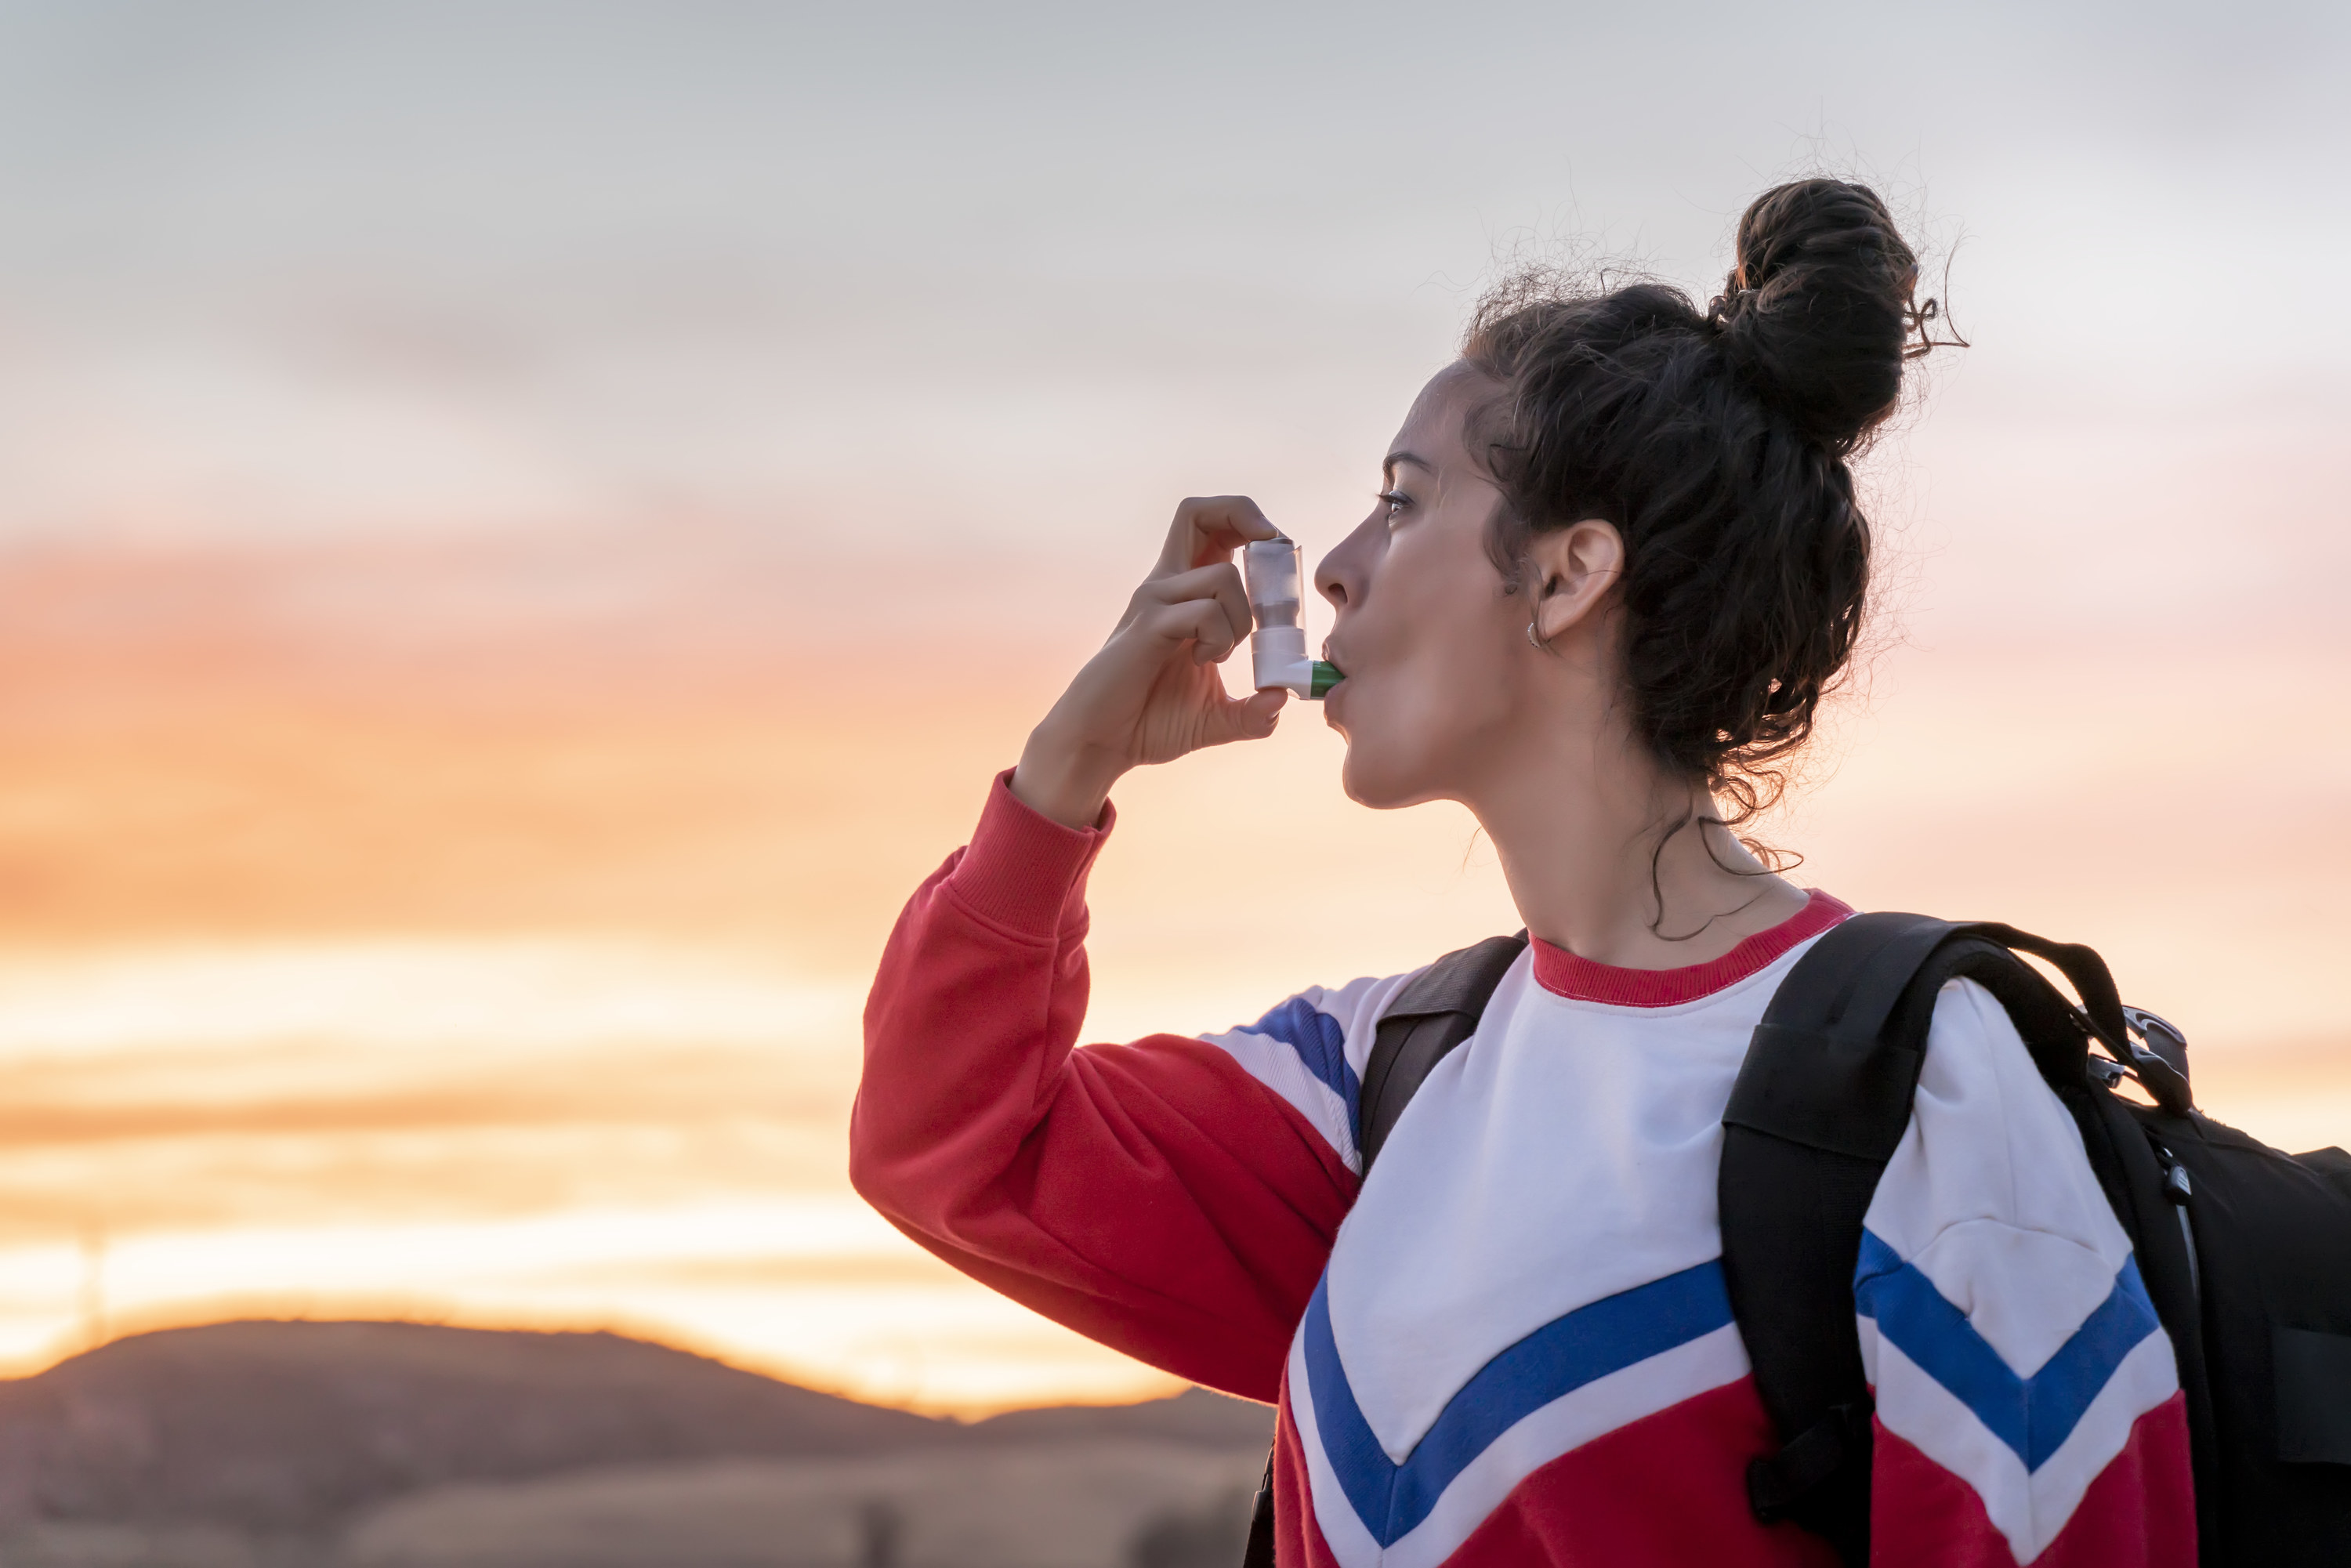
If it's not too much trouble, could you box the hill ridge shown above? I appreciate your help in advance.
[0,1318,1271,1534]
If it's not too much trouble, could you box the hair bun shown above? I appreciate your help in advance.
[1710,179,1919,451]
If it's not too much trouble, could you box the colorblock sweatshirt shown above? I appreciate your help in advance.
[851,774,2197,1566]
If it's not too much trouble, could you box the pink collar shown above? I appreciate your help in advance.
[1530,889,1854,1007]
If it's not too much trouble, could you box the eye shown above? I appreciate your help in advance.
[1378,488,1411,518]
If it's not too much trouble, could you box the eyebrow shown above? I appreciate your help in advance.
[1384,451,1435,479]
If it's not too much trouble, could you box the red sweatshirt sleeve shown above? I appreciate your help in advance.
[850,771,1359,1402]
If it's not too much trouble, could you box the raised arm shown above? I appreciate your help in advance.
[851,498,1354,1402]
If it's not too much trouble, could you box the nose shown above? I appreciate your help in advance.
[1317,513,1381,610]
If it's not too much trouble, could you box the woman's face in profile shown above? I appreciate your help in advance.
[1315,364,1533,811]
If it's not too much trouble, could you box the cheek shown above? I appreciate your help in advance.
[1339,594,1521,802]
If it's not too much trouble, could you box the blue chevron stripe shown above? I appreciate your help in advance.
[1302,1259,1734,1547]
[1855,1229,2159,1471]
[1246,998,1360,1146]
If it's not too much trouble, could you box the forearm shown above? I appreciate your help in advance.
[1010,718,1126,832]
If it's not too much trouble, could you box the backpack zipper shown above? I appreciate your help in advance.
[2150,1138,2201,1302]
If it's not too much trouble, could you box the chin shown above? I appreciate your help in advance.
[1338,744,1436,812]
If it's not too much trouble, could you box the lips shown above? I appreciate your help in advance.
[1317,648,1349,716]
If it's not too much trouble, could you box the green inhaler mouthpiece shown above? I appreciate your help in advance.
[1243,535,1342,700]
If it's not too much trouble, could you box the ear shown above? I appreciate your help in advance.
[1527,519,1625,645]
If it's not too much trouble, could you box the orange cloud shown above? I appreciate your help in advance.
[0,523,2335,1408]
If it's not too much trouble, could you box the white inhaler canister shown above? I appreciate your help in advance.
[1243,536,1312,695]
[1242,536,1340,698]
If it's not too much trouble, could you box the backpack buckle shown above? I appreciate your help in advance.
[2071,1003,2194,1117]
[2122,1006,2190,1078]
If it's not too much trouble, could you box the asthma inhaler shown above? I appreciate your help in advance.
[1242,536,1341,698]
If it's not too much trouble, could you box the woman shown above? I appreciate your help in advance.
[851,181,2193,1566]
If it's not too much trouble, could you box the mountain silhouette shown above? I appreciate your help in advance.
[0,1320,1269,1536]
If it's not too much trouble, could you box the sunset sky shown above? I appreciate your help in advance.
[0,1,2343,1414]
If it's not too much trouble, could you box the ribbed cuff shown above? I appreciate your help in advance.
[943,770,1116,940]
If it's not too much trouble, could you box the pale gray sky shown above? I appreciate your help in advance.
[0,0,2343,639]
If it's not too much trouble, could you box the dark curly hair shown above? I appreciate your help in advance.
[1464,178,1943,826]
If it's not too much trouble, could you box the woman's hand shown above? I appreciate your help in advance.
[1012,497,1292,829]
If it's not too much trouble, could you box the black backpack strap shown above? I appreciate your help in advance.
[1357,933,1528,1176]
[1719,911,2161,1565]
[1242,1446,1276,1568]
[1719,912,1947,1565]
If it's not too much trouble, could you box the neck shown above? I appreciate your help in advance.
[1462,722,1806,971]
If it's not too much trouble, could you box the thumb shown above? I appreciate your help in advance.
[1201,686,1289,748]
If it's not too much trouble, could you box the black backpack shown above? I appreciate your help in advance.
[1241,915,2351,1566]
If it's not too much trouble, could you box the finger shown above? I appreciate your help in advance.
[1135,563,1252,650]
[1200,686,1288,748]
[1240,686,1289,733]
[1140,598,1241,664]
[1154,495,1280,576]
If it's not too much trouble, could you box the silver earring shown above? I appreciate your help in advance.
[1527,574,1561,650]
